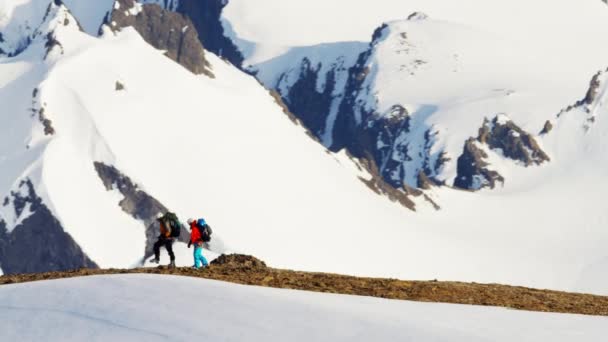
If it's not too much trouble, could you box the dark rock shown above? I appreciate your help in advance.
[115,81,125,91]
[454,115,549,190]
[175,0,245,68]
[38,107,55,135]
[111,0,213,77]
[356,156,418,211]
[582,71,603,106]
[540,120,553,135]
[371,23,389,45]
[407,12,429,21]
[361,106,413,188]
[417,171,436,190]
[454,138,504,190]
[0,180,97,274]
[279,58,336,137]
[43,32,64,59]
[480,117,550,166]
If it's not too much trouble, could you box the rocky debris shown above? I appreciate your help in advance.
[94,162,188,260]
[37,108,55,135]
[111,0,214,77]
[115,81,125,91]
[30,88,55,136]
[479,116,550,166]
[454,138,504,190]
[1,257,608,316]
[211,254,267,269]
[540,120,553,135]
[357,157,418,211]
[0,180,97,274]
[417,171,436,190]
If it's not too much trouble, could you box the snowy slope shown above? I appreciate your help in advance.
[0,275,606,342]
[0,1,608,296]
[223,0,608,73]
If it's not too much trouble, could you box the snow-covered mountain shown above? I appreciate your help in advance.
[1,274,606,341]
[224,1,608,192]
[0,0,607,296]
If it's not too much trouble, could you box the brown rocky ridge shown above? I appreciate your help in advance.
[1,254,607,317]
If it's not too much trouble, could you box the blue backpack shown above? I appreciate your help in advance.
[197,218,212,242]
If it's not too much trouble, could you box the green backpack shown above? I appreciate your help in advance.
[162,212,181,237]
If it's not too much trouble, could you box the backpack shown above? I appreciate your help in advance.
[199,224,212,242]
[163,212,181,238]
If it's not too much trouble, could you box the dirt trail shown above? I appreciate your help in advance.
[1,254,607,316]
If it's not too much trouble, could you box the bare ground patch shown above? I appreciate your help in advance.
[1,254,606,316]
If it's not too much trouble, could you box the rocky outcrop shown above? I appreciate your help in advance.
[454,115,549,190]
[478,116,550,166]
[94,162,189,261]
[581,71,603,106]
[211,253,267,269]
[175,0,244,67]
[559,68,608,117]
[280,58,337,137]
[454,138,504,190]
[111,0,213,77]
[0,180,97,274]
[540,120,553,135]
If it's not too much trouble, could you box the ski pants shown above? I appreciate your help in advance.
[193,246,208,268]
[153,237,175,261]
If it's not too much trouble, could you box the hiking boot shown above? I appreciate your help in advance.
[168,260,176,269]
[149,257,159,264]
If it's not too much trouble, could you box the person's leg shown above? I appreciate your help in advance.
[165,239,175,261]
[152,239,162,262]
[200,248,209,267]
[193,246,201,268]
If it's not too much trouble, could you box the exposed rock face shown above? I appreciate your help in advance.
[559,68,608,117]
[94,162,189,260]
[478,116,550,166]
[111,0,213,77]
[0,180,97,274]
[361,106,413,188]
[454,115,549,190]
[582,71,603,106]
[330,28,445,192]
[281,58,337,137]
[454,138,504,190]
[175,0,244,67]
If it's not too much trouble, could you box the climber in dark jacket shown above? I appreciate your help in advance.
[150,213,176,268]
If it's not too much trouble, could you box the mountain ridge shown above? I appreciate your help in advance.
[2,254,607,317]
